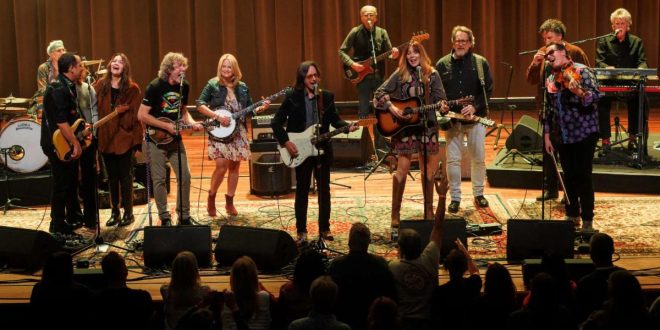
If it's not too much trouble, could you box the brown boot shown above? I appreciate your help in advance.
[225,194,238,216]
[391,175,406,228]
[423,178,434,220]
[207,192,217,217]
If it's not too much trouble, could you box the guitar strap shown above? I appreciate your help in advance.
[471,54,490,116]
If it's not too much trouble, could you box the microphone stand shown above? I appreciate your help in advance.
[176,74,185,223]
[519,32,616,55]
[368,22,377,70]
[417,67,431,220]
[486,62,513,149]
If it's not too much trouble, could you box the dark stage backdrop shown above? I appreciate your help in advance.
[1,0,658,104]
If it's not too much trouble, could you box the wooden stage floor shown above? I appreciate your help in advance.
[1,110,659,304]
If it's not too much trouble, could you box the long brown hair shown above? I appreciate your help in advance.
[96,53,134,97]
[168,251,201,295]
[230,256,260,319]
[396,41,433,83]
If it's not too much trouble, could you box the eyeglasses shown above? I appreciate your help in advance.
[454,39,470,45]
[306,73,320,79]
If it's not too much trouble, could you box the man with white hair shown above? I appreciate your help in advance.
[31,40,67,116]
[596,8,648,155]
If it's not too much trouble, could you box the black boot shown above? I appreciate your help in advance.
[118,209,135,227]
[536,190,559,201]
[106,208,121,226]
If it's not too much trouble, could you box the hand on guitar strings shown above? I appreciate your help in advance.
[284,140,298,158]
[460,104,476,120]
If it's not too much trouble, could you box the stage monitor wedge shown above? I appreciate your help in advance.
[143,225,212,268]
[505,115,543,152]
[214,225,298,270]
[0,226,62,271]
[506,219,575,262]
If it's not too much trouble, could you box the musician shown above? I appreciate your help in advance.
[93,53,143,227]
[271,61,357,244]
[196,54,270,218]
[596,8,648,154]
[374,41,448,236]
[30,40,67,116]
[76,64,99,229]
[543,42,600,231]
[435,26,493,214]
[526,19,590,202]
[40,52,87,234]
[338,5,399,160]
[137,52,202,226]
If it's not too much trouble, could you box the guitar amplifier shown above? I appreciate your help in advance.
[251,114,276,141]
[249,141,296,195]
[330,121,374,167]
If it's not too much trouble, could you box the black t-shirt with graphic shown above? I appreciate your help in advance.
[142,78,189,123]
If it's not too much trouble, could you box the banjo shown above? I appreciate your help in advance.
[208,87,292,141]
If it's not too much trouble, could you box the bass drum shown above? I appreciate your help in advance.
[0,118,49,173]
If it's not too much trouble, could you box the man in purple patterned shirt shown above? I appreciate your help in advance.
[543,42,600,232]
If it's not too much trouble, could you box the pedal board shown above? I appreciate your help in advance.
[466,223,503,236]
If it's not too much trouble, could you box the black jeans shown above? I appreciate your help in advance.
[102,150,135,215]
[79,140,98,226]
[556,134,598,221]
[294,151,331,234]
[48,155,82,226]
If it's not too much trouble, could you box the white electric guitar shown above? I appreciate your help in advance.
[278,118,376,168]
[208,87,292,141]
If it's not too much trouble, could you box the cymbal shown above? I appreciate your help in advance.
[0,96,30,104]
[82,59,103,66]
[0,106,28,113]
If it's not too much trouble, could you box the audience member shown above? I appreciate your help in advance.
[467,262,518,330]
[581,269,653,330]
[507,272,575,330]
[368,296,402,330]
[161,251,212,330]
[576,233,624,322]
[288,275,350,330]
[328,222,397,330]
[220,256,272,329]
[389,175,448,330]
[94,252,154,329]
[29,251,93,330]
[277,248,326,328]
[431,239,482,330]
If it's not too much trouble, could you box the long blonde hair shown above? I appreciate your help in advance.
[397,41,433,83]
[217,53,242,88]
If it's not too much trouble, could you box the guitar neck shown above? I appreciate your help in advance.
[92,108,120,129]
[230,89,288,120]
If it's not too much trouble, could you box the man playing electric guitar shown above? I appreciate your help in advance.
[339,5,399,161]
[40,53,87,234]
[271,61,358,245]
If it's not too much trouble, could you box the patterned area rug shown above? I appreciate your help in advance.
[3,195,658,264]
[507,196,660,257]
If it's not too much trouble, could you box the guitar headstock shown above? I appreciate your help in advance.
[454,95,474,105]
[411,31,430,43]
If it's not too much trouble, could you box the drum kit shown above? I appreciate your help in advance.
[0,59,106,175]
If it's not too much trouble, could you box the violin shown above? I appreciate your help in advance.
[555,65,581,89]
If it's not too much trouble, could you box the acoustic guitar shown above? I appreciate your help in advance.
[377,96,492,137]
[343,31,429,85]
[52,105,129,161]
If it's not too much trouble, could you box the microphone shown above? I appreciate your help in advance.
[367,19,372,30]
[179,72,185,87]
[613,28,621,36]
[313,83,319,96]
[416,65,423,83]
